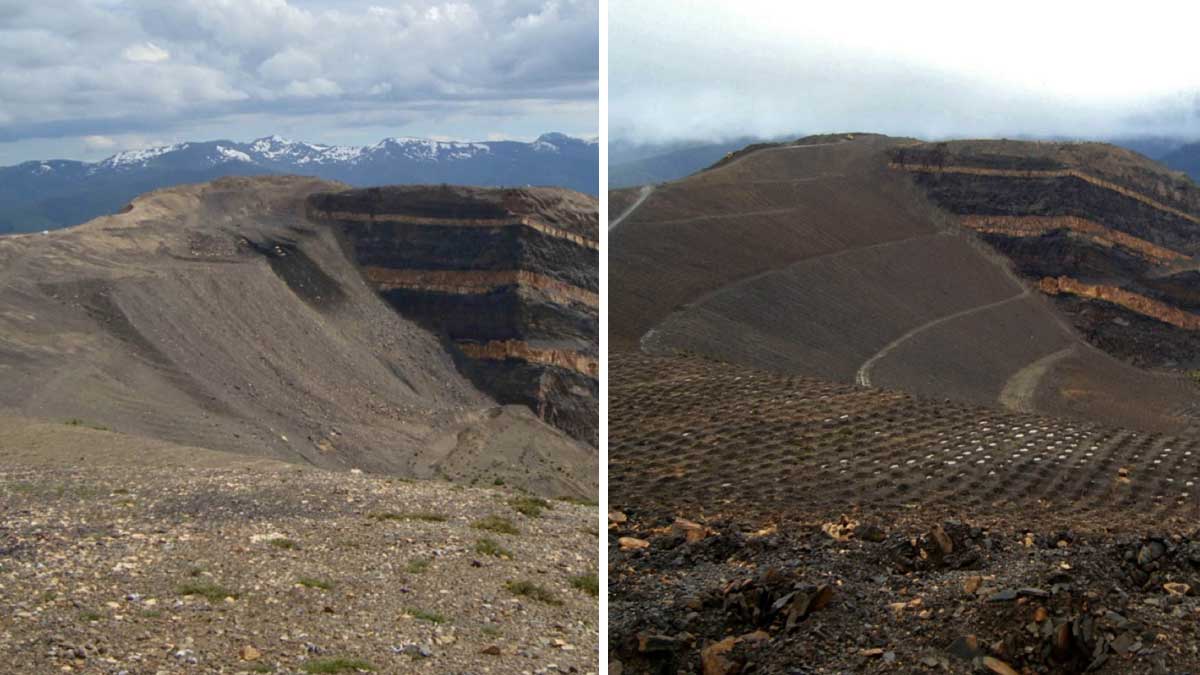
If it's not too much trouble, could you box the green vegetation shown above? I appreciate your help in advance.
[79,610,103,622]
[367,511,447,523]
[570,573,599,597]
[481,625,502,638]
[475,538,513,559]
[505,580,562,606]
[248,665,274,673]
[64,418,110,431]
[472,515,519,535]
[509,496,552,517]
[408,608,447,624]
[297,577,333,590]
[405,558,431,574]
[177,581,238,602]
[268,538,298,550]
[302,658,375,673]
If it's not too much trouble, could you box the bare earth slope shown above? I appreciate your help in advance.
[0,176,596,498]
[610,134,1200,434]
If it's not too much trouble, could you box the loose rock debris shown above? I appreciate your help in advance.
[610,510,1200,673]
[0,463,599,673]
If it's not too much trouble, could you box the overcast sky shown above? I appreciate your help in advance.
[611,1,1200,145]
[0,0,598,165]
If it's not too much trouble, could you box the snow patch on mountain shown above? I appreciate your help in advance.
[102,143,188,169]
[215,146,252,163]
[58,132,590,173]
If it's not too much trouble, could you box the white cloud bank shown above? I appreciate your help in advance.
[610,0,1200,143]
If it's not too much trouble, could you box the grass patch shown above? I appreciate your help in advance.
[64,418,110,431]
[367,511,447,523]
[505,580,562,606]
[297,577,333,590]
[268,538,298,550]
[79,610,103,622]
[481,625,502,638]
[248,665,274,673]
[302,658,374,673]
[472,515,519,535]
[509,496,552,518]
[408,608,447,624]
[177,581,238,602]
[140,609,163,619]
[570,573,599,597]
[405,558,431,574]
[475,538,513,559]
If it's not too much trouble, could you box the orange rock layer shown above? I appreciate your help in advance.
[890,162,1200,227]
[961,214,1187,265]
[364,267,598,308]
[456,340,598,378]
[1038,276,1200,330]
[310,209,598,250]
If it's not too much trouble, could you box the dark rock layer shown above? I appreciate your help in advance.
[308,184,599,445]
[894,142,1200,371]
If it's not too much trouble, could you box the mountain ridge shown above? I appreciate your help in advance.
[0,132,598,234]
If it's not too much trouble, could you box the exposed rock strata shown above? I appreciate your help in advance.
[961,214,1186,265]
[308,185,598,444]
[1038,277,1200,331]
[893,141,1200,368]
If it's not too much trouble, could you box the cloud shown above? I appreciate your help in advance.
[0,0,598,163]
[122,41,169,63]
[610,0,1200,144]
[82,135,116,150]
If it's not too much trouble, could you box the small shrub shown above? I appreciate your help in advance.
[268,538,298,550]
[408,608,447,624]
[405,558,431,574]
[368,511,447,523]
[509,496,552,518]
[302,658,374,673]
[570,573,599,597]
[64,418,109,431]
[472,516,519,535]
[505,580,561,606]
[177,581,238,602]
[297,577,333,590]
[475,538,513,559]
[79,610,103,622]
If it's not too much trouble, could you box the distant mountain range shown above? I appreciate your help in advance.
[0,133,597,234]
[609,137,766,189]
[610,135,1200,190]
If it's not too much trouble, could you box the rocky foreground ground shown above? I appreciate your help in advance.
[0,462,599,674]
[609,505,1200,674]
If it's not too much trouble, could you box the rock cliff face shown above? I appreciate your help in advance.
[307,185,599,444]
[0,176,597,498]
[893,141,1200,369]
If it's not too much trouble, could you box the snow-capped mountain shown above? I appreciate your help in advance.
[0,133,598,234]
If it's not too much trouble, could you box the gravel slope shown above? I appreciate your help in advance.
[0,445,599,674]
